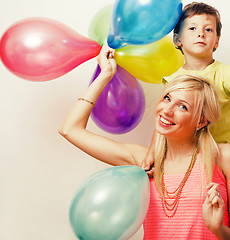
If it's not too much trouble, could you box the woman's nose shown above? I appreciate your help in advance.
[163,104,174,116]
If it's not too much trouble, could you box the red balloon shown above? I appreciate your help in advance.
[0,18,102,81]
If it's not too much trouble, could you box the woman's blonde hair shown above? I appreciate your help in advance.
[154,75,221,192]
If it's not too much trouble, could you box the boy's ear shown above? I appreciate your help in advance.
[214,36,220,49]
[173,34,182,47]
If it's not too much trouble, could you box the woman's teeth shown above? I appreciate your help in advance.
[160,116,174,125]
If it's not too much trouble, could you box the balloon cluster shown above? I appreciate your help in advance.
[89,1,183,84]
[0,0,183,134]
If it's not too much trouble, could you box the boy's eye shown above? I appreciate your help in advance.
[189,27,195,30]
[205,28,213,32]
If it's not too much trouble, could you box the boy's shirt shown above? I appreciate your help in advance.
[163,60,230,143]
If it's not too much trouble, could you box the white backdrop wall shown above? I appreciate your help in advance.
[0,0,229,239]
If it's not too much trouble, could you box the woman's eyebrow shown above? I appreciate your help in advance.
[168,92,192,108]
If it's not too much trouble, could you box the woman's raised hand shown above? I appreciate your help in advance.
[202,182,225,237]
[97,45,117,80]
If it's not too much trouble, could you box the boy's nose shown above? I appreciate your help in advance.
[198,32,205,38]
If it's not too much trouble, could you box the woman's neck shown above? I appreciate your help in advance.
[164,138,198,172]
[164,140,200,175]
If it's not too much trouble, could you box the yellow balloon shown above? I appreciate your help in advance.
[115,36,184,84]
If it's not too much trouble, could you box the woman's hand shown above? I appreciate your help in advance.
[202,183,225,236]
[97,44,117,80]
[141,155,155,177]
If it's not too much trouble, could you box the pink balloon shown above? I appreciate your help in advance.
[0,18,102,81]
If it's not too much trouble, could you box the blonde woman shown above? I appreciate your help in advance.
[59,45,230,239]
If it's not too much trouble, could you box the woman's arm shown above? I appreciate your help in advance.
[59,45,148,167]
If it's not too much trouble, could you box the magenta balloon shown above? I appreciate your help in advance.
[90,65,145,134]
[0,17,102,81]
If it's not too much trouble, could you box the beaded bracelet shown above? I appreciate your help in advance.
[78,97,95,106]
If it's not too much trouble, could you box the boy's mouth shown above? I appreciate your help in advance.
[195,42,206,46]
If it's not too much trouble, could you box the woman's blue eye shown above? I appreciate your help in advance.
[179,105,188,111]
[163,95,170,101]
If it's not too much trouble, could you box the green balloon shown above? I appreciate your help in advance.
[88,5,112,46]
[69,166,150,240]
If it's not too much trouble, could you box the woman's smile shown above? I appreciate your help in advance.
[159,115,175,126]
[155,90,199,139]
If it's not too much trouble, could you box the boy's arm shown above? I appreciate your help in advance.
[222,64,230,97]
[141,130,156,177]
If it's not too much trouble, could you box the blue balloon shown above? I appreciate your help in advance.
[107,0,182,49]
[69,166,150,240]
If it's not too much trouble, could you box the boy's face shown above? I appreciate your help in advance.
[174,14,220,58]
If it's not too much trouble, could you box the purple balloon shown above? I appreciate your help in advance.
[90,65,145,134]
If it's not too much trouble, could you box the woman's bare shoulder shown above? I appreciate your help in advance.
[217,143,230,178]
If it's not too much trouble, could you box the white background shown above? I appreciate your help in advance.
[0,0,229,239]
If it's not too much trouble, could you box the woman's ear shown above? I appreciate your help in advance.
[197,117,209,131]
[173,34,182,47]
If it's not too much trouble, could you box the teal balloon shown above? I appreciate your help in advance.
[107,0,183,49]
[69,166,150,240]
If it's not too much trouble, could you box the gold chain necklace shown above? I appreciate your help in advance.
[160,146,199,218]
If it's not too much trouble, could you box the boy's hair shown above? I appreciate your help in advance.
[174,2,222,53]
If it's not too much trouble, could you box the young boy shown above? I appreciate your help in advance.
[142,2,230,175]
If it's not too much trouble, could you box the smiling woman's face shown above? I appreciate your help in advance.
[155,89,200,141]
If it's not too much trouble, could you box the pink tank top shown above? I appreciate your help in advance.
[143,162,229,239]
